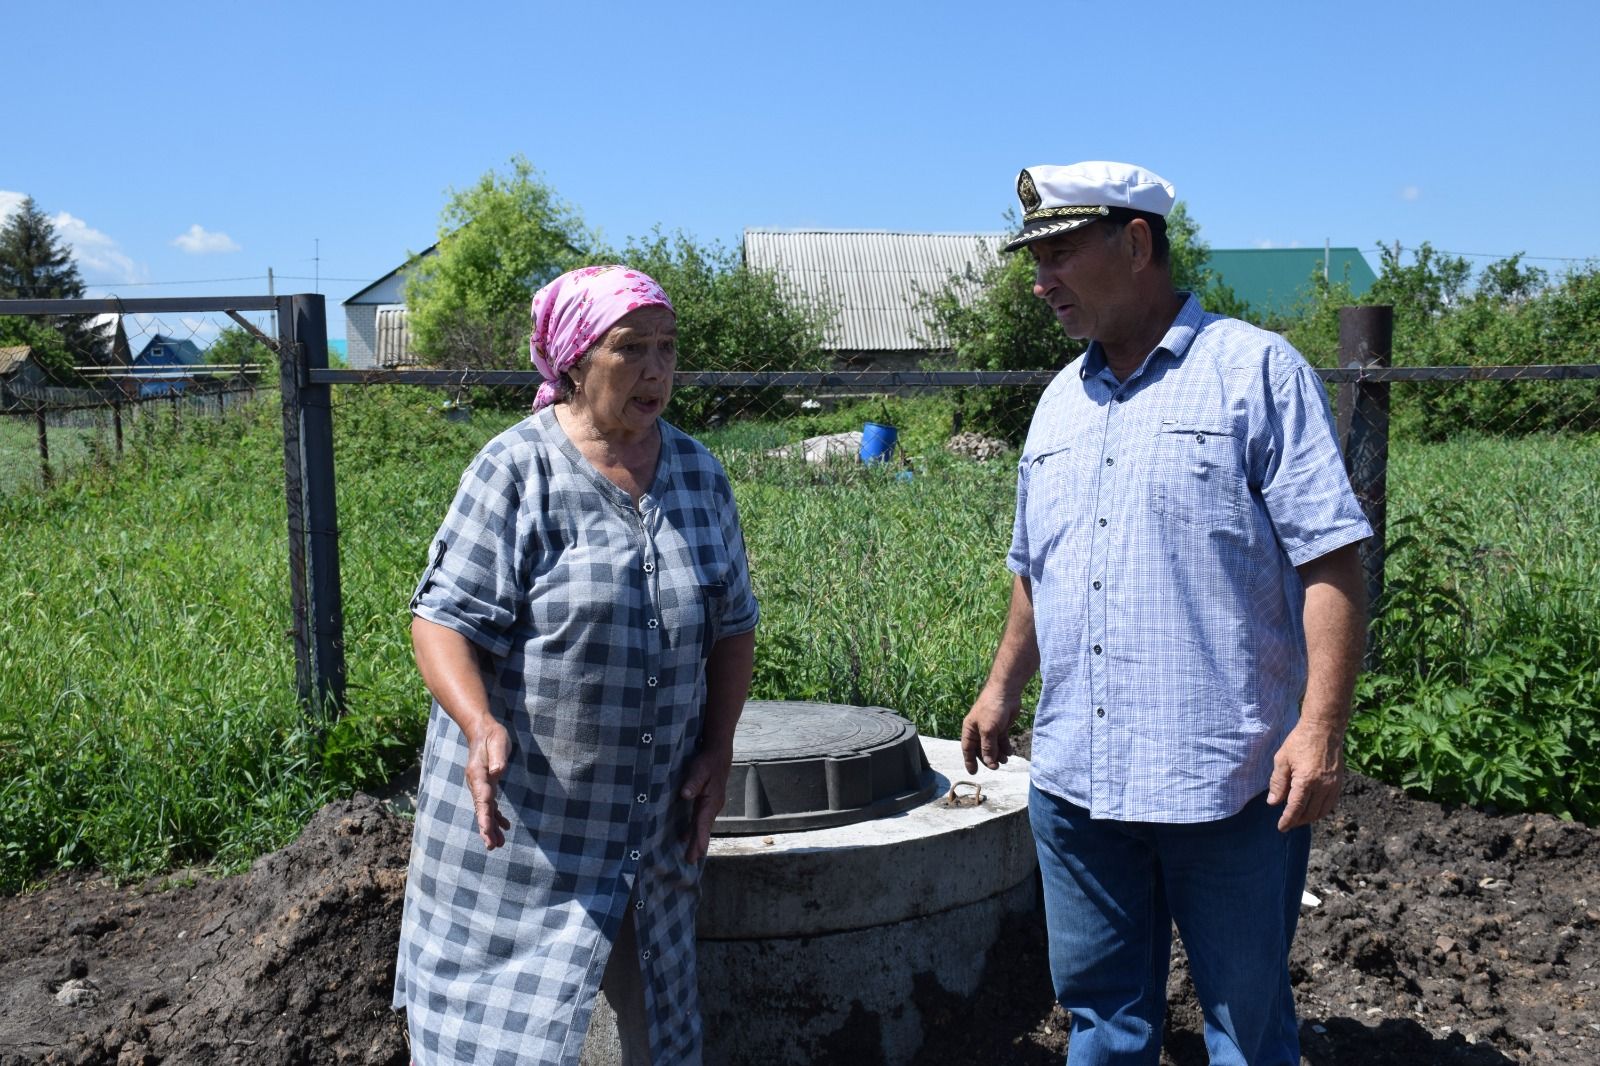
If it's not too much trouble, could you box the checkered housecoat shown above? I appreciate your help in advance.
[394,407,759,1066]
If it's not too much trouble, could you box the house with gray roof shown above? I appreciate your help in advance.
[744,230,1380,359]
[342,245,436,369]
[742,229,1005,366]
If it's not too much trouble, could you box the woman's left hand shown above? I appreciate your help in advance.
[679,747,733,864]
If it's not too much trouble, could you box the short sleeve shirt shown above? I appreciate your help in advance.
[1009,294,1371,823]
[394,407,758,1066]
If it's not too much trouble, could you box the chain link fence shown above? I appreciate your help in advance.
[2,305,270,493]
[6,294,1599,725]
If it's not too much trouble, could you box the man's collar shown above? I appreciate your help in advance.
[1157,291,1206,362]
[1080,291,1204,381]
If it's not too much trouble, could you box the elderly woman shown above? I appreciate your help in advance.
[393,265,758,1066]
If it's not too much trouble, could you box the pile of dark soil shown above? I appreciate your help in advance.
[2,766,1595,1065]
[0,799,412,1066]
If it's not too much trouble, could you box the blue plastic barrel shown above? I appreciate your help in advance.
[859,421,898,464]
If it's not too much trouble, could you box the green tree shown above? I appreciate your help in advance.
[1476,253,1548,304]
[1364,241,1473,361]
[0,197,83,300]
[405,157,595,369]
[1281,271,1362,368]
[0,196,106,377]
[1165,202,1250,320]
[1325,243,1600,440]
[599,229,831,427]
[0,314,72,380]
[404,159,831,418]
[202,327,274,386]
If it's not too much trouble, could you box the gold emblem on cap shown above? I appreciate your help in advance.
[1017,169,1041,212]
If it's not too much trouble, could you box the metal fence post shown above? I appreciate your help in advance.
[288,294,346,713]
[276,298,315,705]
[1336,305,1392,656]
[35,405,51,487]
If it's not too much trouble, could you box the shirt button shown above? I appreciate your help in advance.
[641,733,653,744]
[1098,518,1107,527]
[647,618,659,630]
[634,899,644,911]
[1096,707,1106,718]
[1092,580,1102,590]
[641,950,652,961]
[636,793,648,804]
[647,676,658,688]
[1092,644,1103,655]
[643,561,655,574]
[1195,434,1205,445]
[630,849,641,861]
[1105,457,1114,466]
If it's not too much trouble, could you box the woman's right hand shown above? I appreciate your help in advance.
[464,717,512,851]
[412,617,513,853]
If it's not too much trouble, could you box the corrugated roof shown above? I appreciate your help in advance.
[743,229,1005,352]
[0,346,33,375]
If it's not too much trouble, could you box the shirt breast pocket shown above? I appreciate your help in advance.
[1025,444,1087,537]
[1149,422,1246,528]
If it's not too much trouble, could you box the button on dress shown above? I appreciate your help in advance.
[395,407,758,1066]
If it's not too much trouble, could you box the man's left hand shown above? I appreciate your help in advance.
[680,747,734,864]
[1267,720,1346,831]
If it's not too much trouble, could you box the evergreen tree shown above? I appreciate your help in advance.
[0,196,107,375]
[0,197,86,300]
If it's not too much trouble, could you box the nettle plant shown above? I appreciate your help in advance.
[1348,505,1600,822]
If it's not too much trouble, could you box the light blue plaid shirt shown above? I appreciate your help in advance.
[1009,294,1371,823]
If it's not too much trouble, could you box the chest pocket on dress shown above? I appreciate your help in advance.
[1149,423,1246,528]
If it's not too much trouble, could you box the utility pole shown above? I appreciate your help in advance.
[268,267,275,298]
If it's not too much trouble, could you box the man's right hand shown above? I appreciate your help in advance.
[961,689,1018,774]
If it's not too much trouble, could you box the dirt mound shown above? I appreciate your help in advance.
[1,769,1596,1065]
[0,796,410,1065]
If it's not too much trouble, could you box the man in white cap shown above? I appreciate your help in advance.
[962,161,1371,1065]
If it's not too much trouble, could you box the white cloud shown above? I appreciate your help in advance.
[0,190,26,222]
[52,211,146,284]
[180,316,222,342]
[1401,185,1421,202]
[172,223,241,255]
[1251,240,1303,249]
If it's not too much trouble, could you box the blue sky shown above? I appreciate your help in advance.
[5,0,1598,343]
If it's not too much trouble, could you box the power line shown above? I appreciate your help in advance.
[1385,244,1594,264]
[82,274,372,287]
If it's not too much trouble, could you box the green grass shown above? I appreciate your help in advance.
[1349,432,1600,820]
[0,417,110,495]
[2,389,1597,891]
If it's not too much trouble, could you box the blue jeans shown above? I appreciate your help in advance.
[1029,784,1310,1066]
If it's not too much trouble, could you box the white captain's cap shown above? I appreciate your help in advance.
[1003,161,1176,252]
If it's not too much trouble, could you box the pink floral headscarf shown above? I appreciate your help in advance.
[529,265,674,411]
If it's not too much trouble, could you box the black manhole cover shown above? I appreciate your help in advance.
[713,701,937,835]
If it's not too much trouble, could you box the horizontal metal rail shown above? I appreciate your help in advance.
[0,296,279,314]
[311,365,1600,388]
[1327,364,1600,382]
[311,368,1064,387]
